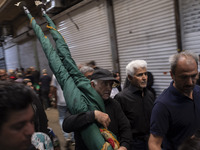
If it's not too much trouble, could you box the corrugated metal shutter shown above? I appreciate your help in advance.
[54,0,113,70]
[113,0,178,96]
[179,0,200,55]
[4,44,19,70]
[0,46,6,69]
[19,40,36,69]
[17,37,51,75]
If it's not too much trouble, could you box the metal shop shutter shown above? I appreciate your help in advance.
[179,0,200,55]
[4,44,19,71]
[17,36,52,75]
[54,0,113,71]
[18,40,37,70]
[113,0,178,96]
[0,46,6,69]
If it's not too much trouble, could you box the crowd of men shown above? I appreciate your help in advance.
[0,51,200,150]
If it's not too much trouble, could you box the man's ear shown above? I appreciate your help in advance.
[128,75,132,81]
[91,81,95,88]
[170,71,174,80]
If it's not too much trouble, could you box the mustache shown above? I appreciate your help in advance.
[184,85,194,88]
[183,85,195,89]
[141,81,147,84]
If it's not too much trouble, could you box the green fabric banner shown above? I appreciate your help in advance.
[25,11,115,150]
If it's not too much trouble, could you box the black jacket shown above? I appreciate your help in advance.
[63,98,131,150]
[115,84,154,138]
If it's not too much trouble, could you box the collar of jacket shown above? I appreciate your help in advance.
[128,84,147,96]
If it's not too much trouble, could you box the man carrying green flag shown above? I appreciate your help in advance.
[15,1,121,150]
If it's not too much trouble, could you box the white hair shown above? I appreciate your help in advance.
[80,66,94,74]
[126,60,147,77]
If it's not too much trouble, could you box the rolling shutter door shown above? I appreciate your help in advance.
[54,0,113,70]
[179,0,200,55]
[4,44,19,70]
[0,46,6,69]
[19,40,37,69]
[17,36,52,74]
[113,0,178,96]
[4,37,19,70]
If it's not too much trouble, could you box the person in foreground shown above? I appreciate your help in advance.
[0,81,35,150]
[62,69,132,150]
[148,51,200,150]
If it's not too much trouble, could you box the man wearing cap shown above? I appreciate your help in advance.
[62,68,131,150]
[115,60,154,150]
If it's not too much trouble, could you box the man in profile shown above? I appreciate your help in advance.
[0,81,35,150]
[115,60,154,150]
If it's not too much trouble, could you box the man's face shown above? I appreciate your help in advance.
[93,80,113,100]
[0,104,35,150]
[129,67,147,90]
[171,56,198,97]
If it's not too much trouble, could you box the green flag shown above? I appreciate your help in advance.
[22,4,117,150]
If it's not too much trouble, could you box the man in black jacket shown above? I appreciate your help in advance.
[63,69,131,150]
[115,60,154,150]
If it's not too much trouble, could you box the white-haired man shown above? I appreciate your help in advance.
[115,60,154,150]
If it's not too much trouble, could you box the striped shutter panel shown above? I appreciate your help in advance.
[4,44,19,70]
[0,46,6,69]
[54,0,113,71]
[3,37,19,70]
[18,40,37,69]
[179,0,200,55]
[113,0,178,96]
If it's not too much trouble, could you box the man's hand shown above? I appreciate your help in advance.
[118,146,127,150]
[94,110,111,129]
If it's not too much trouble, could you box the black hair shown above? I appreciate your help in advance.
[178,138,200,150]
[0,81,34,129]
[87,60,96,66]
[112,71,119,78]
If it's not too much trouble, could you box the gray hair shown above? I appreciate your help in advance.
[126,60,147,77]
[169,51,199,75]
[80,66,94,75]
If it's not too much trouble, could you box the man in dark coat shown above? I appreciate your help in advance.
[115,60,154,150]
[63,69,132,150]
